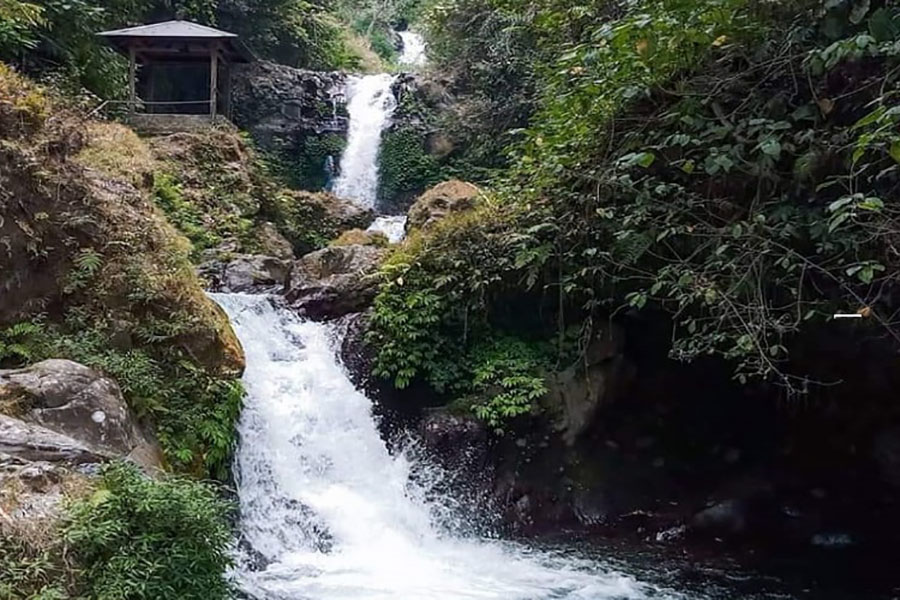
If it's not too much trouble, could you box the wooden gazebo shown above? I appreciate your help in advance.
[98,20,252,128]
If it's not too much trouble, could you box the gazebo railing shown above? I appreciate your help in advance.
[89,99,224,119]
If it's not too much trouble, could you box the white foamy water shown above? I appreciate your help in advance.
[333,74,396,208]
[366,215,407,243]
[398,31,427,67]
[213,293,682,600]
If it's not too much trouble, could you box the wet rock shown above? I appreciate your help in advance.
[406,180,481,231]
[546,324,632,446]
[419,411,491,474]
[0,360,161,469]
[287,245,385,320]
[691,499,749,537]
[202,254,291,293]
[872,426,900,488]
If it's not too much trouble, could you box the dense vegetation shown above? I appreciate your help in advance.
[0,0,426,100]
[370,0,900,426]
[0,463,233,600]
[0,64,244,478]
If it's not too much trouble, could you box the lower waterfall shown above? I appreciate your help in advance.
[213,293,677,600]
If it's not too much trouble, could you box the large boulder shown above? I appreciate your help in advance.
[546,324,633,446]
[286,245,385,320]
[0,360,161,470]
[406,180,481,231]
[0,415,106,465]
[201,254,291,293]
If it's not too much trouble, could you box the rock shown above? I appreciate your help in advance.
[419,411,491,474]
[872,426,900,488]
[0,360,161,470]
[253,222,295,261]
[232,62,347,145]
[0,414,106,464]
[406,180,481,231]
[286,245,385,320]
[547,323,632,446]
[201,254,291,293]
[691,498,749,536]
[282,189,376,234]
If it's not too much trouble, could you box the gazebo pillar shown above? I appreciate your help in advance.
[209,44,218,118]
[128,46,137,113]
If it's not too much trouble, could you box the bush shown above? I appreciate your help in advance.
[377,128,441,212]
[62,463,233,600]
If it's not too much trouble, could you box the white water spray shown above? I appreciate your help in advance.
[398,31,427,67]
[366,215,407,243]
[214,293,680,600]
[333,74,396,208]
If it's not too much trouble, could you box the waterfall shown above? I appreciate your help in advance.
[398,31,427,67]
[213,293,678,600]
[333,74,397,209]
[366,215,407,243]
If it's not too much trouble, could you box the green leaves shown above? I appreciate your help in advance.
[63,463,233,600]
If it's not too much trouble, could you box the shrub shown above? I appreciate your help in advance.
[377,128,441,211]
[63,463,233,600]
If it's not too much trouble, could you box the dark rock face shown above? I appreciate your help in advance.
[201,254,292,294]
[287,245,385,320]
[232,62,347,147]
[0,360,161,469]
[420,411,491,475]
[546,323,633,446]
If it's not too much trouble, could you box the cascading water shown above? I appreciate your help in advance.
[366,215,407,243]
[213,293,682,600]
[397,31,427,67]
[333,74,397,208]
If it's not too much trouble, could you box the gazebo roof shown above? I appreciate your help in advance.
[98,20,252,62]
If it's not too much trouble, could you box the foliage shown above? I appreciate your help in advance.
[63,463,233,600]
[0,0,361,98]
[371,0,900,421]
[377,128,441,211]
[423,0,539,170]
[153,173,223,255]
[0,320,47,367]
[369,207,550,427]
[269,133,347,191]
[0,0,43,53]
[0,464,233,600]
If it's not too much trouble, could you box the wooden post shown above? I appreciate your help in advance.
[209,44,218,119]
[128,46,136,113]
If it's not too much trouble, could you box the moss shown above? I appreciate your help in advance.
[295,133,347,191]
[377,127,442,213]
[74,122,155,187]
[331,228,389,247]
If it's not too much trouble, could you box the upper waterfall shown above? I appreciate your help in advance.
[213,293,674,600]
[333,74,397,209]
[398,31,427,67]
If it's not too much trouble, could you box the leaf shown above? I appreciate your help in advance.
[759,137,781,158]
[890,140,900,164]
[869,8,899,42]
[850,0,871,24]
[681,159,695,174]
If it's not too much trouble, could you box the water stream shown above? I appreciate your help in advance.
[214,294,686,600]
[332,74,397,209]
[398,31,427,67]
